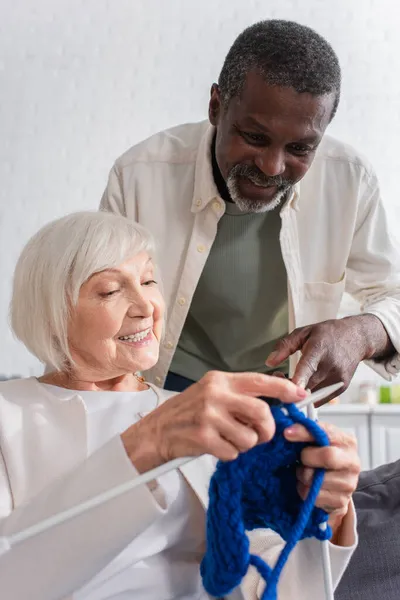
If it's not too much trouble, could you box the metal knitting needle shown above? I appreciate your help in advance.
[307,401,335,600]
[295,381,343,410]
[0,381,343,558]
[277,381,343,418]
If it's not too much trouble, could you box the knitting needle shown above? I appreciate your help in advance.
[294,381,343,410]
[276,381,343,417]
[307,401,335,600]
[0,381,343,556]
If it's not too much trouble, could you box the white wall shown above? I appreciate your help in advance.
[0,0,399,395]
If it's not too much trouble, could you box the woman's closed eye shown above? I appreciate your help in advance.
[142,279,157,286]
[99,289,120,298]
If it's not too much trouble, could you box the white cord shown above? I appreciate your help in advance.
[307,403,334,600]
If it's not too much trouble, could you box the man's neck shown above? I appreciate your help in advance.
[211,134,233,203]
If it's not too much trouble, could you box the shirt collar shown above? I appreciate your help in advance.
[191,124,220,213]
[191,122,301,214]
[280,183,300,213]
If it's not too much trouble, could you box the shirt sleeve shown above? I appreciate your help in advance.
[345,167,400,379]
[0,435,166,600]
[99,163,127,216]
[240,502,358,600]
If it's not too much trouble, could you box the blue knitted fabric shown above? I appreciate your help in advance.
[200,403,331,600]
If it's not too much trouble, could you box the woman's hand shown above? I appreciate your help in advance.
[121,371,307,473]
[284,422,361,542]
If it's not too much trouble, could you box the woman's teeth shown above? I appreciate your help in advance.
[118,328,151,342]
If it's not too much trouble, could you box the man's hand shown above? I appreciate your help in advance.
[266,314,394,392]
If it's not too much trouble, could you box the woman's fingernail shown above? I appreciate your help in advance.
[285,426,298,437]
[296,387,308,398]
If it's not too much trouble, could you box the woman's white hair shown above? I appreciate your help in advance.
[10,210,156,371]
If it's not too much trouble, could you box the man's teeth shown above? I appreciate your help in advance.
[119,328,151,342]
[250,180,268,187]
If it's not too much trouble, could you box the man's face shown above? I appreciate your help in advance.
[209,71,336,213]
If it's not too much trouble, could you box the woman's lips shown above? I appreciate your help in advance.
[117,328,153,346]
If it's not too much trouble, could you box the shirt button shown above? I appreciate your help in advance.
[178,297,186,306]
[212,200,222,212]
[195,199,202,207]
[197,244,205,253]
[165,341,174,349]
[155,376,162,385]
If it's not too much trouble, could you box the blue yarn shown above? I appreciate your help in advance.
[200,403,331,600]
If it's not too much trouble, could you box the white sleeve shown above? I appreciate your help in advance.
[241,503,357,600]
[345,168,400,379]
[99,163,127,216]
[0,435,166,600]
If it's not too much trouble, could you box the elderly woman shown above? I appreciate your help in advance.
[0,211,359,600]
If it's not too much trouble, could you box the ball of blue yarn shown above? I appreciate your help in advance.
[200,403,331,600]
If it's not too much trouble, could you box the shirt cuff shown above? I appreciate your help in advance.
[328,499,358,551]
[363,307,400,379]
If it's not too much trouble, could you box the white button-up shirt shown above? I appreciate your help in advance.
[100,120,400,385]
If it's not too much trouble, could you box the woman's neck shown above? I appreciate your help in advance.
[38,371,148,392]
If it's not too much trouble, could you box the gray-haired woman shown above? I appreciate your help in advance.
[0,211,359,600]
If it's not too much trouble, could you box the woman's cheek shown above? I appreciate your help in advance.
[154,299,165,342]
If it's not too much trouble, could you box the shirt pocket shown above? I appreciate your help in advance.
[300,273,346,326]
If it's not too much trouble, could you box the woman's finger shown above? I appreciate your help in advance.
[213,412,260,453]
[193,426,241,462]
[284,422,357,449]
[217,393,276,443]
[297,466,359,494]
[223,371,308,403]
[297,481,351,514]
[300,445,360,475]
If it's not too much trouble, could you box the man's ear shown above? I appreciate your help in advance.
[208,83,222,126]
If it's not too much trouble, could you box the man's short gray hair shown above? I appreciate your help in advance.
[218,20,341,120]
[10,211,155,371]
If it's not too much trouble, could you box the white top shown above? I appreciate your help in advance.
[0,376,358,600]
[45,384,208,600]
[100,120,400,385]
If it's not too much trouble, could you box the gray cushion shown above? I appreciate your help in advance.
[336,460,400,599]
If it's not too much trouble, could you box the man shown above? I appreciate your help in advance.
[101,19,400,395]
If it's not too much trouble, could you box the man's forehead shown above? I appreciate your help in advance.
[229,72,335,133]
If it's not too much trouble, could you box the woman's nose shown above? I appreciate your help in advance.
[127,294,153,318]
[255,148,285,177]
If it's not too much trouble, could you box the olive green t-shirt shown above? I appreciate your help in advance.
[170,201,289,380]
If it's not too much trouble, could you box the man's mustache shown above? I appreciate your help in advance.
[228,164,292,189]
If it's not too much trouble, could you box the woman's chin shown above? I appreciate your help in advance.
[129,344,160,374]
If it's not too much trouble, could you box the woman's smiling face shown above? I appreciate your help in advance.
[67,251,164,380]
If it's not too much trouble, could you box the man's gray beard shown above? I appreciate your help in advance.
[226,175,291,214]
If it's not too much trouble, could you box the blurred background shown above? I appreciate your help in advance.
[0,0,399,402]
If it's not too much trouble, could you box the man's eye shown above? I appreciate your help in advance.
[242,131,266,144]
[288,144,313,156]
[142,279,157,286]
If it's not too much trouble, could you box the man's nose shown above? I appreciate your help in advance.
[254,148,285,177]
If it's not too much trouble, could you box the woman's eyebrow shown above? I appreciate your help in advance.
[88,260,153,282]
[87,269,121,282]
